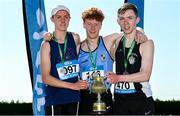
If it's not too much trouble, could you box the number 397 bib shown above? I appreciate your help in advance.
[56,60,79,80]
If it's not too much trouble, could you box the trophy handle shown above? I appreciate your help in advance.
[88,75,94,94]
[103,75,110,93]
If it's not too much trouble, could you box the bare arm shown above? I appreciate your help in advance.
[103,33,122,60]
[103,33,121,50]
[108,40,154,83]
[103,27,146,51]
[72,32,81,54]
[40,42,87,90]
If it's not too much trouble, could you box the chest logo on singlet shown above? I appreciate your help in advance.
[56,60,79,80]
[100,54,106,61]
[128,53,138,65]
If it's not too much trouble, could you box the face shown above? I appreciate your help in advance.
[117,9,139,34]
[83,19,102,39]
[51,10,70,31]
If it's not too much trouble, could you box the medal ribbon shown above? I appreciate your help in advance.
[53,32,68,64]
[122,35,136,71]
[86,38,99,70]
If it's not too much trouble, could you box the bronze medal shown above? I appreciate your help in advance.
[123,70,129,75]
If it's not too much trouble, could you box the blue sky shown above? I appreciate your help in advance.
[0,0,179,103]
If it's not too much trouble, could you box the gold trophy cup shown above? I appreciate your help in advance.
[91,76,107,113]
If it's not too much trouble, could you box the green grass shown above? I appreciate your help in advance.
[0,100,179,115]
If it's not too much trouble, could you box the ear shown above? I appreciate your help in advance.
[83,22,86,29]
[117,19,120,25]
[51,17,54,22]
[99,23,102,30]
[136,17,140,24]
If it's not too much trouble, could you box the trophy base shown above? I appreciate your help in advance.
[92,111,107,115]
[93,102,106,112]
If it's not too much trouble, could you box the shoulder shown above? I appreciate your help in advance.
[141,39,154,47]
[71,32,81,45]
[140,39,154,53]
[41,41,50,52]
[41,41,50,47]
[71,32,80,40]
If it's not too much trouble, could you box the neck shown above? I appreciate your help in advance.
[86,37,99,50]
[124,29,136,41]
[54,30,67,42]
[86,37,99,45]
[124,30,136,47]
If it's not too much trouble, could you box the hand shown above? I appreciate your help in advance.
[135,29,148,44]
[43,32,52,41]
[73,80,88,90]
[107,72,120,84]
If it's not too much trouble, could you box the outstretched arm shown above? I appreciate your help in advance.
[72,32,81,54]
[103,33,122,60]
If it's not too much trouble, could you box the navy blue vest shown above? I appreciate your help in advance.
[45,32,80,107]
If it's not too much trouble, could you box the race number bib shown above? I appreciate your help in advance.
[56,60,79,80]
[81,65,104,80]
[114,82,136,94]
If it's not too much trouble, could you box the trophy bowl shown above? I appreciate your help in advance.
[91,76,107,113]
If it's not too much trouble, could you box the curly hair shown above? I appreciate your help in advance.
[82,7,104,22]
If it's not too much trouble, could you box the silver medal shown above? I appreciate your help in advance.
[129,55,135,65]
[60,68,66,74]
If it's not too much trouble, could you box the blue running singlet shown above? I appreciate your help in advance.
[45,32,80,107]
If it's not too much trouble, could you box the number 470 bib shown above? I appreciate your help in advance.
[56,60,79,80]
[115,82,136,94]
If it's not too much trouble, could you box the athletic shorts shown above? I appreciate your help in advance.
[113,93,155,115]
[45,102,78,115]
